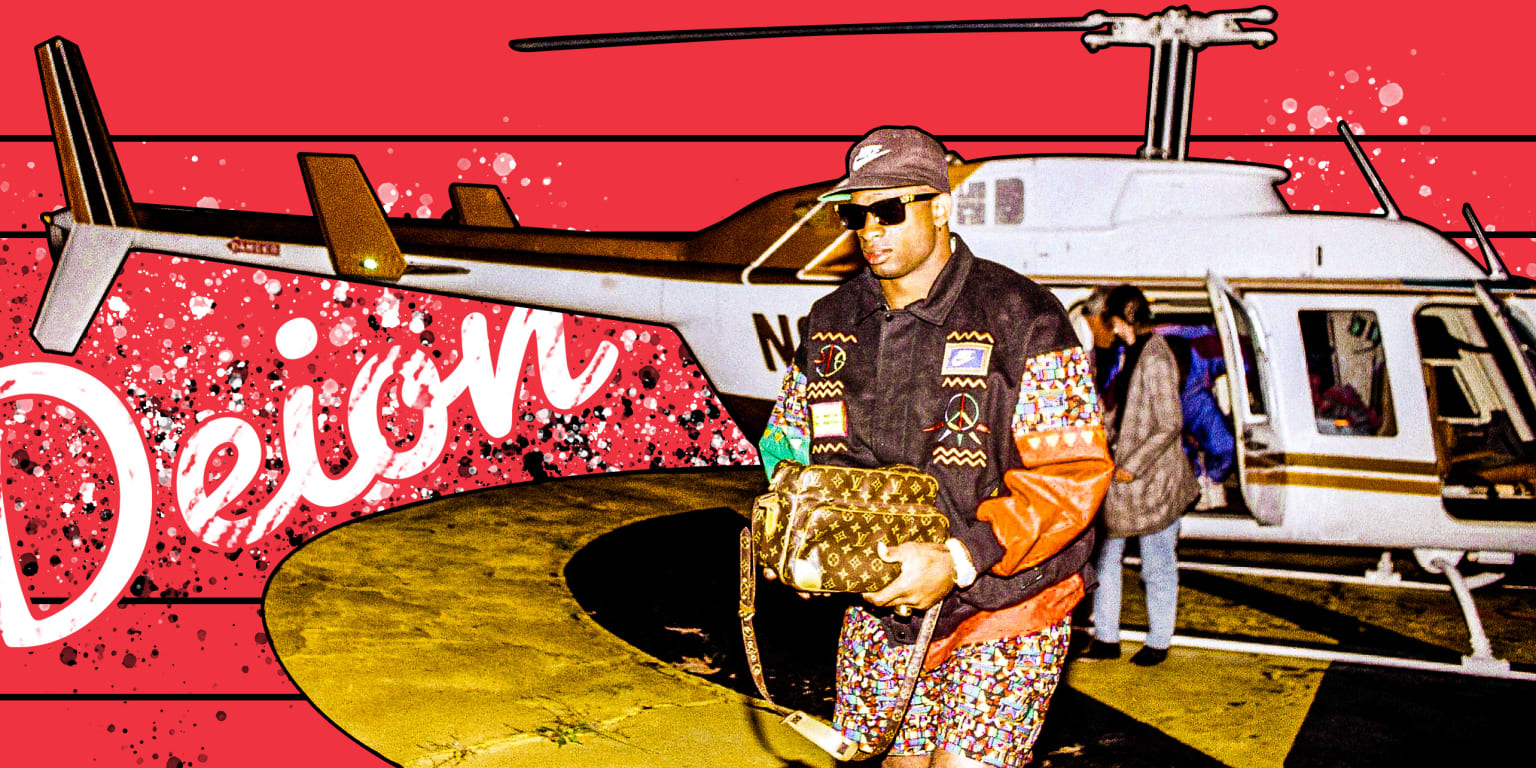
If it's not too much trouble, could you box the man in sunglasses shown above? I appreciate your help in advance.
[759,126,1113,767]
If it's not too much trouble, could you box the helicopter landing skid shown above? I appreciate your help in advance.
[1116,550,1526,680]
[1109,629,1534,681]
[1414,548,1513,677]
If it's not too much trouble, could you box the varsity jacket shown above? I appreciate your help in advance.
[760,236,1114,643]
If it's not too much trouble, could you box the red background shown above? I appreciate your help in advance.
[2,1,1535,765]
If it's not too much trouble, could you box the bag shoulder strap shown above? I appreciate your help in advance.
[738,525,940,761]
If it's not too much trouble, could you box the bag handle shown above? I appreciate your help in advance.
[738,525,940,760]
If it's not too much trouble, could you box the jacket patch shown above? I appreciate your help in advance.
[811,331,858,343]
[1022,427,1096,452]
[812,343,847,377]
[806,380,845,399]
[1013,347,1098,434]
[766,365,809,439]
[924,392,990,447]
[810,400,849,438]
[947,331,994,343]
[811,442,849,455]
[932,446,987,467]
[941,342,992,376]
[941,376,987,389]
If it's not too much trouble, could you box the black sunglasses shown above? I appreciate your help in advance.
[834,193,939,231]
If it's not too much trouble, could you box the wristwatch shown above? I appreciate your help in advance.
[945,538,978,588]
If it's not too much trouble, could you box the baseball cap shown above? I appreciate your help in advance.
[819,126,952,202]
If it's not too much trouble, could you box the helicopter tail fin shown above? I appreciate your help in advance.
[31,37,138,354]
[37,37,136,229]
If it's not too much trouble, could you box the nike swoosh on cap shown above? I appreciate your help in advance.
[851,145,891,171]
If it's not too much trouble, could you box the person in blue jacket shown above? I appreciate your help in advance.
[1089,309,1235,489]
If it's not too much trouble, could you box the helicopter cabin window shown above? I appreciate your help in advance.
[956,180,987,226]
[1299,310,1396,437]
[995,178,1024,224]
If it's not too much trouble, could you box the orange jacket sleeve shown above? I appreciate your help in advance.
[976,346,1113,576]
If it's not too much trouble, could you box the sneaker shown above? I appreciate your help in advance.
[1130,646,1169,667]
[1079,639,1121,661]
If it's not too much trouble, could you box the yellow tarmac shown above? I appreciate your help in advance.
[265,467,838,768]
[263,466,1529,767]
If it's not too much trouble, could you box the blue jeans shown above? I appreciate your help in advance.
[1091,518,1181,649]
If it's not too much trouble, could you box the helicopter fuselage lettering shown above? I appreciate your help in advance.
[752,312,802,372]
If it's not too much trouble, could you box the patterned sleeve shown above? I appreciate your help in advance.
[974,346,1114,576]
[758,362,810,479]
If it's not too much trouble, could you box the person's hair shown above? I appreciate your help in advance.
[1081,285,1114,320]
[1102,284,1152,329]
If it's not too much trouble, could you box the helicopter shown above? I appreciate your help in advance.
[21,6,1536,679]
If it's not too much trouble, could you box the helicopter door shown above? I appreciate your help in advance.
[1473,283,1536,411]
[1206,273,1284,524]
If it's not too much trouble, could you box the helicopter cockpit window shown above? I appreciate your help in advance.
[1300,310,1397,437]
[995,178,1024,225]
[956,180,987,226]
[1416,303,1536,499]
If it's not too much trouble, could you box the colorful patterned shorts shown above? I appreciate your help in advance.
[833,607,1072,768]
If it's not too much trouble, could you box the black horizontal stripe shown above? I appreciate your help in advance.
[4,228,1535,240]
[28,596,263,605]
[0,692,303,701]
[0,132,1534,143]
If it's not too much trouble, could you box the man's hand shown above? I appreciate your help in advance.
[862,541,956,613]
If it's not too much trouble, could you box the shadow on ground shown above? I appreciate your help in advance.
[566,506,1232,767]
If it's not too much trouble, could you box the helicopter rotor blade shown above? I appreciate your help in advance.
[510,15,1109,52]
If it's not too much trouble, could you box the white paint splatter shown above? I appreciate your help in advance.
[377,291,402,329]
[329,320,356,347]
[1379,82,1404,107]
[196,196,219,209]
[1307,105,1331,130]
[1282,98,1298,114]
[188,295,215,319]
[276,318,318,360]
[1419,185,1432,197]
[493,153,517,176]
[1345,69,1359,83]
